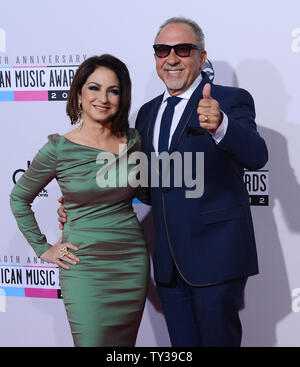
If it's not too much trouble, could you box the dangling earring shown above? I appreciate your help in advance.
[73,102,83,126]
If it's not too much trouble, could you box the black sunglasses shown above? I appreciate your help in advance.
[153,43,202,58]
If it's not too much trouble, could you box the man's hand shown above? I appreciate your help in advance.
[58,196,67,230]
[197,83,223,134]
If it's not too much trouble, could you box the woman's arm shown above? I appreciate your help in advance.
[10,135,79,268]
[10,136,58,257]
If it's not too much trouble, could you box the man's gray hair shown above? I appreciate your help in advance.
[155,17,205,49]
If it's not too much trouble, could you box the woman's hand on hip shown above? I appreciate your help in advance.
[40,235,80,270]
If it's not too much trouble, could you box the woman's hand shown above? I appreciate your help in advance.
[40,235,80,270]
[57,196,67,230]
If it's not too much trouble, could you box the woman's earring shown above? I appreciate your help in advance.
[74,103,83,126]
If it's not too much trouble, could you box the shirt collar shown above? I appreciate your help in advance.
[162,73,203,103]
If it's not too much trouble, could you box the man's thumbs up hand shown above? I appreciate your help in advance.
[202,82,212,99]
[197,83,223,133]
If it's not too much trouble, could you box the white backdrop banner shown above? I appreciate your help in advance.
[1,0,300,347]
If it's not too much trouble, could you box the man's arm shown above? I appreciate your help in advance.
[197,83,268,170]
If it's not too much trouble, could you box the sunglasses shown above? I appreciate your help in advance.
[153,43,202,58]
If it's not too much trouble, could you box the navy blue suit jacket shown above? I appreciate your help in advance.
[135,72,268,286]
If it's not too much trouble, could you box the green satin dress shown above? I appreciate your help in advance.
[10,128,150,347]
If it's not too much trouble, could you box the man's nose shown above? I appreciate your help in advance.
[166,48,180,64]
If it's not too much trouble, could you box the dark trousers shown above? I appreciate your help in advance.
[156,269,247,347]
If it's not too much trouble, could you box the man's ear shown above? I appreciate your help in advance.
[200,50,207,70]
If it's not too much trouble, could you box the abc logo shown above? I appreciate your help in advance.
[12,161,30,184]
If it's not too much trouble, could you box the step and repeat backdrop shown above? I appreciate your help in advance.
[1,0,300,346]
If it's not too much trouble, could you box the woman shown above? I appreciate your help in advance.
[10,54,150,347]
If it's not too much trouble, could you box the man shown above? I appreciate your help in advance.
[134,17,268,347]
[59,17,268,346]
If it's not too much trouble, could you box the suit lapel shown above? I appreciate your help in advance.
[169,72,210,154]
[146,94,164,156]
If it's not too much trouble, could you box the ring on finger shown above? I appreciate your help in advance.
[59,246,69,258]
[203,115,208,121]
